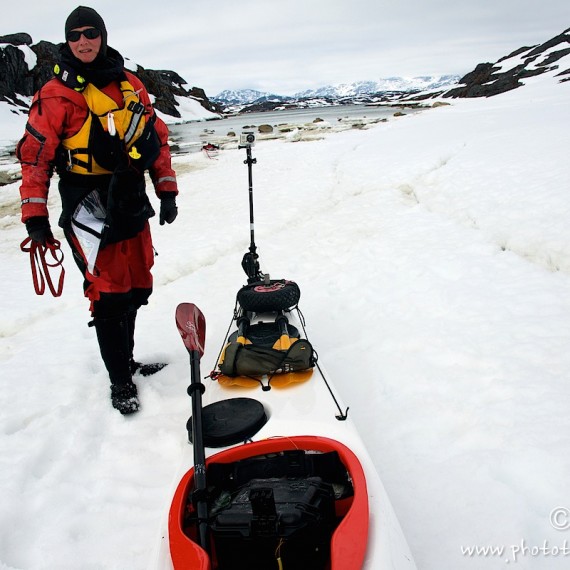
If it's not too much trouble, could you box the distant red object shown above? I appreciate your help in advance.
[202,143,220,157]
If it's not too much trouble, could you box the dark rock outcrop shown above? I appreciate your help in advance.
[0,35,220,117]
[0,43,35,106]
[30,41,61,93]
[0,33,33,46]
[443,62,526,98]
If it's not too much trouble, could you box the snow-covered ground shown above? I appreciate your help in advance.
[1,68,569,569]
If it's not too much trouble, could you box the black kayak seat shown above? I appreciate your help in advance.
[187,397,268,448]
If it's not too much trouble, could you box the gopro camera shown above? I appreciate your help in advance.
[239,131,256,148]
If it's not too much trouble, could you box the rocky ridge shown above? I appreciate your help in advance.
[412,27,570,100]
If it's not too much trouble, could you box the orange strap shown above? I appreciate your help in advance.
[20,237,65,297]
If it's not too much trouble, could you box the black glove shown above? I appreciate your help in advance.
[159,194,178,225]
[25,216,54,245]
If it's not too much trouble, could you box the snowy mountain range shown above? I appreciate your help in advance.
[295,76,461,98]
[213,75,461,105]
[213,89,289,106]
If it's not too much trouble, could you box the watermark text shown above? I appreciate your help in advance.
[461,539,569,564]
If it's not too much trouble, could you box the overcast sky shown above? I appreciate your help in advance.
[3,1,568,97]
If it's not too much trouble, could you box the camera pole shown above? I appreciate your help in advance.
[241,142,263,283]
[245,145,257,257]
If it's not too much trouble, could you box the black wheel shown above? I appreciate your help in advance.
[237,280,301,312]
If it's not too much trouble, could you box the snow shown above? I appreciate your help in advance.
[155,94,220,124]
[1,66,570,569]
[0,106,28,152]
[18,46,37,71]
[494,43,568,75]
[0,44,38,71]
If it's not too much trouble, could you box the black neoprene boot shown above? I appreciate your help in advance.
[127,310,167,377]
[110,382,139,415]
[94,315,140,415]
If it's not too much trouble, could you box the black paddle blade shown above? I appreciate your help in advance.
[175,303,206,356]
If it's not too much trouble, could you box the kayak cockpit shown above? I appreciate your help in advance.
[169,436,369,570]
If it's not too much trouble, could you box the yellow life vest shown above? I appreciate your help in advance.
[61,79,148,175]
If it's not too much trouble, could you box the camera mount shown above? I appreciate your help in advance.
[238,131,256,149]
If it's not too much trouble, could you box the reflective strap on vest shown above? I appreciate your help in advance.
[124,101,145,147]
[21,197,48,205]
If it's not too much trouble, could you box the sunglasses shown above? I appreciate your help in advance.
[66,28,101,42]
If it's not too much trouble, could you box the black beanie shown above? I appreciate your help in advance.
[65,6,108,56]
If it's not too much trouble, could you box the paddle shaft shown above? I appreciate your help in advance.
[188,348,209,551]
[176,303,209,552]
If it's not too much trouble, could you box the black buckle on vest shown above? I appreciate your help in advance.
[128,101,144,115]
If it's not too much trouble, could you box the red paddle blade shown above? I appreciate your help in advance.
[175,303,206,356]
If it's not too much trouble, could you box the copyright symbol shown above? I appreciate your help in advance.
[550,507,570,530]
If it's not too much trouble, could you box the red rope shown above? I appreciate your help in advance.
[20,237,65,297]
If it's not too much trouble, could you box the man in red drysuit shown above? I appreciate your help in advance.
[17,6,179,414]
